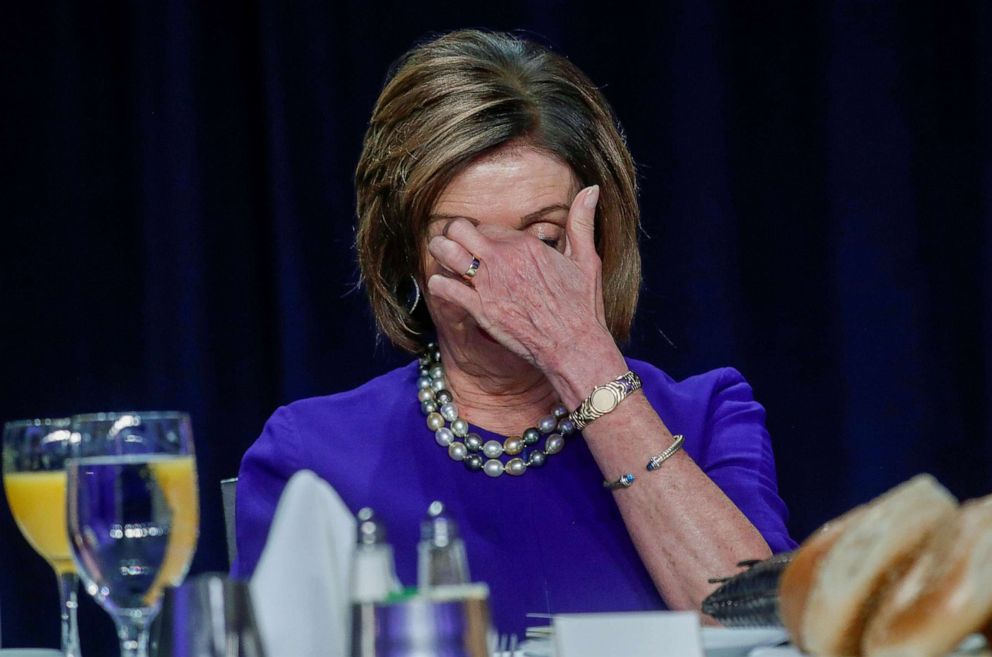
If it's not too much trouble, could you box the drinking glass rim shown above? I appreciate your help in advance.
[71,411,191,423]
[66,453,195,466]
[4,417,71,429]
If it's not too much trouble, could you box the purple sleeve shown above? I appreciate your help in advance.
[701,368,797,553]
[231,405,302,579]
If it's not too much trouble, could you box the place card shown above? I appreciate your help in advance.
[554,611,703,657]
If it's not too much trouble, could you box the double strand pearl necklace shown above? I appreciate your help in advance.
[416,343,577,477]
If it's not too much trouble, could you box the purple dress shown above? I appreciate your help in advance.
[233,358,795,634]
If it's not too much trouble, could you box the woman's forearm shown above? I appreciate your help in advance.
[546,340,771,610]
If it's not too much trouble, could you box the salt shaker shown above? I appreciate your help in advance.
[350,507,401,603]
[417,500,470,591]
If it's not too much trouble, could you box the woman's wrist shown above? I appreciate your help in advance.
[540,328,629,409]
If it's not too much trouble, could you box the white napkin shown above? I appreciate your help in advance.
[250,470,356,657]
[554,611,704,657]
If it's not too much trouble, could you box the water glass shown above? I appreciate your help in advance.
[352,585,491,657]
[67,411,199,657]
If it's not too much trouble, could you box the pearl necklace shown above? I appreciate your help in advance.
[416,343,576,477]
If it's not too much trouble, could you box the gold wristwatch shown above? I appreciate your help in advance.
[569,370,642,430]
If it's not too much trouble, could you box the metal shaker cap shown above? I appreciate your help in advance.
[356,507,387,546]
[421,500,459,547]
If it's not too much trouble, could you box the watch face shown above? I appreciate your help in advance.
[590,387,619,414]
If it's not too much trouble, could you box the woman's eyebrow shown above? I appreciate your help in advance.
[519,204,570,227]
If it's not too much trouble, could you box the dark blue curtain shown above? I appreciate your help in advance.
[2,2,989,653]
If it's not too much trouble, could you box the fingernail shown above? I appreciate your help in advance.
[584,185,600,209]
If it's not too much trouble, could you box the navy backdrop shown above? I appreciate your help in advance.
[2,1,990,653]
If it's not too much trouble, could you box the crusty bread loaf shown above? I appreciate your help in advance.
[779,505,867,652]
[861,496,992,657]
[779,474,957,656]
[802,474,957,656]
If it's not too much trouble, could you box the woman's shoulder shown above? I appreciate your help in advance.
[242,360,420,476]
[281,360,418,426]
[622,357,765,454]
[247,361,419,459]
[625,356,752,408]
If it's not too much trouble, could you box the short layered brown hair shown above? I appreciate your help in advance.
[356,29,640,353]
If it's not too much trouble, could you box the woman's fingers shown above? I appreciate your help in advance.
[427,274,483,319]
[565,185,599,263]
[443,218,492,259]
[428,234,480,280]
[565,185,607,326]
[427,192,606,366]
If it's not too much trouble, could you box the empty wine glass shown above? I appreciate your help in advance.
[67,411,199,657]
[3,417,82,657]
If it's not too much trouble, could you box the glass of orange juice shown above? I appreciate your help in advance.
[2,417,82,657]
[66,412,199,657]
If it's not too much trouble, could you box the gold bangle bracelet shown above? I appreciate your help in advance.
[646,434,685,471]
[569,370,642,430]
[602,434,684,490]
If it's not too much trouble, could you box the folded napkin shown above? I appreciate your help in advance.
[250,470,356,657]
[553,611,703,657]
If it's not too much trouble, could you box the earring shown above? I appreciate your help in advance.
[406,274,421,314]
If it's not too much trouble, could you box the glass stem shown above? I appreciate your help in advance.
[57,571,82,657]
[115,618,149,657]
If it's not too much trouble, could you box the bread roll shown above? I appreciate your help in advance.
[862,496,992,657]
[779,506,866,652]
[781,474,957,656]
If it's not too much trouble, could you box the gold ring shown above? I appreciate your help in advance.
[463,257,480,280]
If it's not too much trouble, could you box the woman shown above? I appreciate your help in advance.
[234,29,794,632]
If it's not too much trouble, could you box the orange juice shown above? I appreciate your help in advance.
[146,455,199,603]
[4,470,76,574]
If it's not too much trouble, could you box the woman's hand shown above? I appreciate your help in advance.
[426,185,614,379]
[429,184,774,613]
